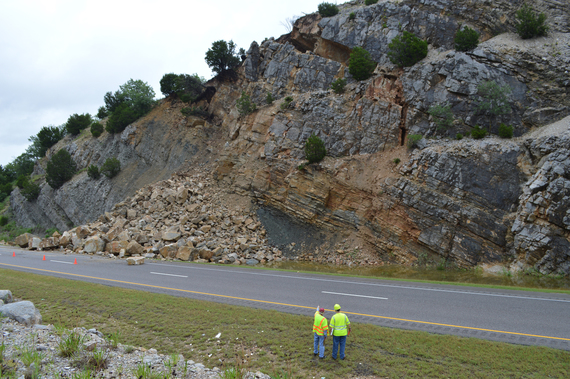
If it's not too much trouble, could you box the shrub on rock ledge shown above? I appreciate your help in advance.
[21,181,40,201]
[498,123,514,139]
[349,47,376,81]
[516,3,548,39]
[388,31,428,68]
[305,134,327,164]
[454,26,479,52]
[90,122,104,137]
[65,113,92,136]
[101,157,121,178]
[330,78,347,94]
[46,149,77,189]
[471,125,487,139]
[87,165,100,179]
[205,40,241,76]
[318,2,339,17]
[236,92,257,116]
[407,134,423,149]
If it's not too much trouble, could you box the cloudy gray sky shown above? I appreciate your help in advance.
[0,0,325,166]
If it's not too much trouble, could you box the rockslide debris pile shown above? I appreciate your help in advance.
[12,172,285,266]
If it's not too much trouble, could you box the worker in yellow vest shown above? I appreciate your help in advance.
[329,303,351,360]
[313,307,328,359]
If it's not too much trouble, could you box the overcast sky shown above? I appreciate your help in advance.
[0,0,326,166]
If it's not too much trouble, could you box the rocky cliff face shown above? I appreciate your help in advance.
[11,0,570,276]
[10,102,219,232]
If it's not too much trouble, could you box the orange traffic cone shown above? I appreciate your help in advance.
[74,258,77,265]
[42,255,46,261]
[13,252,15,257]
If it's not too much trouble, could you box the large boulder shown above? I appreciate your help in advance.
[84,236,106,254]
[160,244,178,259]
[106,240,129,254]
[105,225,124,241]
[126,241,144,256]
[14,233,33,248]
[28,237,41,250]
[59,231,72,247]
[176,246,195,261]
[126,256,145,265]
[0,300,42,326]
[74,225,91,239]
[162,228,181,242]
[39,237,59,250]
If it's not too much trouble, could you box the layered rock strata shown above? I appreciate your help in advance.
[9,0,570,275]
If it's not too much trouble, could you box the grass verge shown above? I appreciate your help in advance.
[2,269,569,378]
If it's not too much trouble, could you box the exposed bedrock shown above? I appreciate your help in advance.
[10,0,570,275]
[11,103,216,231]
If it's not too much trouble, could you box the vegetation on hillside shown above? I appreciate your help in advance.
[476,80,512,131]
[45,149,77,189]
[101,157,121,179]
[160,73,205,102]
[100,157,121,179]
[66,113,92,136]
[205,40,241,76]
[387,30,428,67]
[428,103,454,130]
[0,165,15,202]
[305,134,327,164]
[318,2,339,17]
[236,92,257,116]
[27,125,66,158]
[90,122,104,138]
[105,79,156,134]
[516,3,549,39]
[348,47,377,80]
[454,26,479,51]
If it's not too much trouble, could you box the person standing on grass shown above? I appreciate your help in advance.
[313,307,328,359]
[330,303,351,360]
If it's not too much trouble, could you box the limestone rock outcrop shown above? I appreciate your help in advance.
[8,0,570,275]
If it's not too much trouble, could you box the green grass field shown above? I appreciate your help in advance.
[2,268,569,378]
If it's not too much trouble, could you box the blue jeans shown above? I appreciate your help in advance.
[313,333,326,358]
[332,335,346,359]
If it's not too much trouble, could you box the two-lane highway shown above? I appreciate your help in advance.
[1,246,569,350]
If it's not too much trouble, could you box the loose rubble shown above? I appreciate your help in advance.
[0,292,271,379]
[12,173,286,266]
[0,318,270,379]
[11,170,378,268]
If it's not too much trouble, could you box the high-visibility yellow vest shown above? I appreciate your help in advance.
[313,311,329,336]
[330,312,350,336]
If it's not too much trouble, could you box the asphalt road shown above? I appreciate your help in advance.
[1,247,569,351]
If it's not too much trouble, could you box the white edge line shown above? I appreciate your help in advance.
[150,272,188,278]
[50,260,73,265]
[323,291,388,300]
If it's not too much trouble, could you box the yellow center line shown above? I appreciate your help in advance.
[2,262,569,342]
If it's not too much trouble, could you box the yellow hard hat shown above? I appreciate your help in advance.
[334,304,341,311]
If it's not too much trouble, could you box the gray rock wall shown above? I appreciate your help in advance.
[384,139,522,266]
[511,133,570,275]
[11,105,210,231]
[9,0,570,275]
